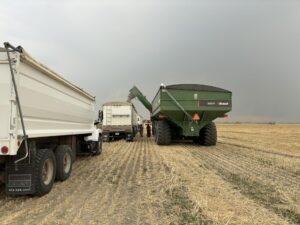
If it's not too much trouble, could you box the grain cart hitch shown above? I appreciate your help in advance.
[4,42,30,165]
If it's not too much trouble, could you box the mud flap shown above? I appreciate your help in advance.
[5,163,35,195]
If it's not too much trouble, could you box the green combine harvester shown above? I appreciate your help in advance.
[128,84,232,146]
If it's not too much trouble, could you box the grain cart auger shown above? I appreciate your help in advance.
[128,86,152,112]
[128,84,232,146]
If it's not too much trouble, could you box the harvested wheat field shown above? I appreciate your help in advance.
[0,124,299,225]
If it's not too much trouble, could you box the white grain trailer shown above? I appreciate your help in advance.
[0,43,102,196]
[101,101,138,141]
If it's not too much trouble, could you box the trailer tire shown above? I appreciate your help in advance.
[55,145,73,181]
[34,149,56,196]
[199,122,217,146]
[155,121,171,145]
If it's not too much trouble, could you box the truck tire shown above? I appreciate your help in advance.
[126,133,134,142]
[55,145,73,181]
[34,149,56,196]
[199,122,217,146]
[93,136,103,156]
[103,134,110,142]
[155,121,171,145]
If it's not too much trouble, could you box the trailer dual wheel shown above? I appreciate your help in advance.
[155,121,171,145]
[55,145,73,181]
[199,122,217,146]
[34,149,56,196]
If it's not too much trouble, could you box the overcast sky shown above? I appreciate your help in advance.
[1,0,300,122]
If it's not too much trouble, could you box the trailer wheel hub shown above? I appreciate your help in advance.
[42,159,54,185]
[63,153,72,174]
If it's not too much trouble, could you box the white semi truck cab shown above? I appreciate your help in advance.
[0,43,102,196]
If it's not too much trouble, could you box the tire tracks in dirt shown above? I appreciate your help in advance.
[215,145,300,185]
[181,143,299,224]
[219,138,300,159]
[113,138,144,225]
[218,140,300,175]
[40,146,123,223]
[183,143,299,189]
[69,141,135,225]
[157,143,292,225]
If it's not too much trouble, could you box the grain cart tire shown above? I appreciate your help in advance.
[93,136,103,156]
[155,121,171,145]
[199,122,217,146]
[34,149,56,196]
[55,145,73,181]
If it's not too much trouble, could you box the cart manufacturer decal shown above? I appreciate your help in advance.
[198,100,231,107]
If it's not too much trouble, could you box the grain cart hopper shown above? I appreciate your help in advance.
[128,84,232,145]
[0,43,102,196]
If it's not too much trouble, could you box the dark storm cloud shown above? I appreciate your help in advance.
[1,0,300,122]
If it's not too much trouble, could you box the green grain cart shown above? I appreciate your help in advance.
[128,84,232,146]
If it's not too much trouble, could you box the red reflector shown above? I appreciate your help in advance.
[1,146,9,154]
[193,113,200,121]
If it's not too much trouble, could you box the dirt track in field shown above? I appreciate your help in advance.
[0,124,299,225]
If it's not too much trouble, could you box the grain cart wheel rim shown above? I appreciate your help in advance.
[63,152,72,174]
[55,146,73,181]
[42,158,55,186]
